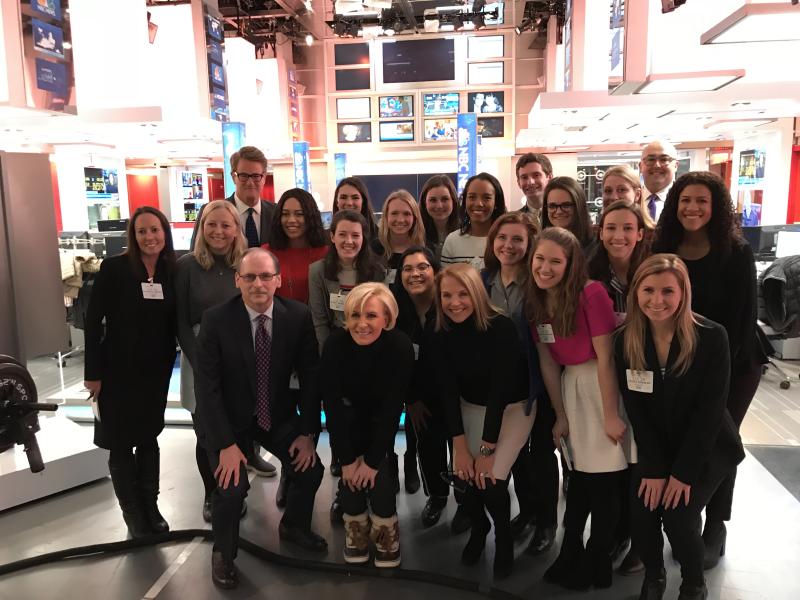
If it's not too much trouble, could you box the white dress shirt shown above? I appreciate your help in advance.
[234,194,261,238]
[644,185,671,221]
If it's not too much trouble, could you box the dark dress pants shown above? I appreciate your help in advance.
[206,417,323,562]
[416,403,451,500]
[338,455,398,518]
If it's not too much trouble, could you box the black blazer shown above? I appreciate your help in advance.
[194,294,320,451]
[190,194,276,249]
[614,316,745,486]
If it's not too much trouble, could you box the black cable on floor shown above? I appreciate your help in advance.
[0,528,524,600]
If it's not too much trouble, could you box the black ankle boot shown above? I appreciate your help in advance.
[677,582,708,600]
[483,480,513,579]
[461,489,491,565]
[136,444,169,534]
[109,454,150,538]
[638,568,667,600]
[543,529,584,585]
[587,538,613,589]
[702,521,726,570]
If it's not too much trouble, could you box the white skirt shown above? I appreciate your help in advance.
[562,360,636,473]
[460,399,536,480]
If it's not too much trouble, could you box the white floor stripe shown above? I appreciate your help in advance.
[141,536,203,599]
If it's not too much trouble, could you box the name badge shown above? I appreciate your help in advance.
[536,323,555,343]
[469,257,484,270]
[626,369,654,394]
[385,269,397,285]
[412,343,420,361]
[289,372,300,390]
[329,292,347,312]
[141,282,164,300]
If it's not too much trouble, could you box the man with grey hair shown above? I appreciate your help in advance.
[639,140,679,222]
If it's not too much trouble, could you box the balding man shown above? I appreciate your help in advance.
[639,140,678,222]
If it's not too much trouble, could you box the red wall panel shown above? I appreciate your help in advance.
[127,174,159,213]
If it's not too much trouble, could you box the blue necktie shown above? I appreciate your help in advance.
[647,194,658,221]
[245,207,260,248]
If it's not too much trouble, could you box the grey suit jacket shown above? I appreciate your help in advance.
[189,194,276,249]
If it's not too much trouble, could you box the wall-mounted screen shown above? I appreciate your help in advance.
[335,43,370,66]
[422,92,459,116]
[379,121,414,142]
[336,97,371,120]
[423,118,457,142]
[335,68,371,91]
[484,2,505,25]
[210,63,225,87]
[32,18,64,59]
[206,14,223,41]
[84,168,119,196]
[468,61,504,85]
[468,35,504,60]
[337,122,372,143]
[467,91,505,114]
[382,38,455,83]
[477,117,505,138]
[379,95,414,118]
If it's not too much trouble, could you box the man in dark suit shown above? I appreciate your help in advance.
[195,248,326,589]
[191,145,278,478]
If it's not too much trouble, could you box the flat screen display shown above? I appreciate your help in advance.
[468,35,504,60]
[335,43,370,66]
[210,63,225,87]
[84,168,119,197]
[32,18,64,59]
[467,91,505,114]
[206,14,223,41]
[422,92,459,116]
[477,117,505,138]
[379,121,414,142]
[337,122,372,143]
[423,118,457,142]
[468,61,504,85]
[335,68,371,91]
[382,38,455,83]
[336,97,371,120]
[379,95,414,118]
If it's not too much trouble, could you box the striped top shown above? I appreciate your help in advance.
[440,231,488,271]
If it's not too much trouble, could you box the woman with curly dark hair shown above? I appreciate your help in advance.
[541,177,596,255]
[652,171,764,570]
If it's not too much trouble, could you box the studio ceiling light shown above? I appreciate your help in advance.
[701,2,800,44]
[634,70,745,94]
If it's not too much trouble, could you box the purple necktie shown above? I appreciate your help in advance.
[647,194,658,220]
[255,314,272,430]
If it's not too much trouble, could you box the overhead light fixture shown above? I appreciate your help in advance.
[634,69,745,94]
[305,34,313,46]
[704,118,776,132]
[701,2,800,44]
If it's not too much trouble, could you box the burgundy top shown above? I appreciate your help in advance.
[264,245,329,304]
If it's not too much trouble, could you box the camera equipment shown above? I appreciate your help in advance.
[0,355,58,473]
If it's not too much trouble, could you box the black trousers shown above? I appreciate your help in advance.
[206,417,323,562]
[510,397,559,527]
[416,403,452,500]
[563,470,623,559]
[705,357,761,524]
[631,462,733,588]
[190,413,216,497]
[614,466,635,544]
[338,455,398,518]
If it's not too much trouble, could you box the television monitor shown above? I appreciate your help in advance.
[468,61,504,85]
[467,91,505,114]
[32,19,65,59]
[210,63,225,87]
[334,43,370,66]
[103,169,119,194]
[379,121,414,142]
[468,35,504,60]
[477,116,504,138]
[335,68,370,91]
[321,211,333,229]
[84,167,104,193]
[171,227,194,251]
[337,122,372,143]
[97,219,128,232]
[379,95,414,118]
[382,38,455,83]
[336,97,371,120]
[206,14,223,41]
[423,118,457,142]
[743,225,800,259]
[422,92,459,116]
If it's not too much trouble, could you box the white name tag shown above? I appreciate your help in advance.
[536,323,555,343]
[626,369,654,394]
[141,282,164,300]
[385,269,397,285]
[329,292,347,312]
[412,343,420,361]
[469,257,484,270]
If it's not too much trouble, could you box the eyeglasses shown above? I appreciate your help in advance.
[642,155,675,167]
[402,263,431,274]
[547,201,575,213]
[238,272,278,282]
[235,172,265,182]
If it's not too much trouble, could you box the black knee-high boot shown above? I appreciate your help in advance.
[136,443,169,533]
[483,479,513,579]
[461,486,491,565]
[108,449,150,538]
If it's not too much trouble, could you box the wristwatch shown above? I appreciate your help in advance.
[479,444,496,457]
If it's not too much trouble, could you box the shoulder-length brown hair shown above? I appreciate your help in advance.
[525,227,588,337]
[483,212,539,275]
[588,201,649,284]
[622,253,698,376]
[193,200,246,270]
[323,209,385,283]
[378,189,426,259]
[126,206,176,275]
[332,176,378,239]
[541,176,594,248]
[435,263,499,332]
[419,175,460,245]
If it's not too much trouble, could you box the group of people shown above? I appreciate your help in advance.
[83,143,761,600]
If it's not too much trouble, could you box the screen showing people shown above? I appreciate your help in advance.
[423,118,457,142]
[468,91,504,114]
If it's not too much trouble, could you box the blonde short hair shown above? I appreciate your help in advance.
[435,263,498,332]
[194,200,247,270]
[343,282,398,331]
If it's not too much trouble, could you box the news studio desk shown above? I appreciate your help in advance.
[0,414,108,512]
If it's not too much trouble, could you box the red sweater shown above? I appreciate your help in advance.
[264,245,329,304]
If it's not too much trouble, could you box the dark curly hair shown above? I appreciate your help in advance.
[459,172,507,234]
[652,171,743,257]
[267,188,327,250]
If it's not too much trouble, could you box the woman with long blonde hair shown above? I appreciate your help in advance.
[614,254,744,600]
[374,189,426,284]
